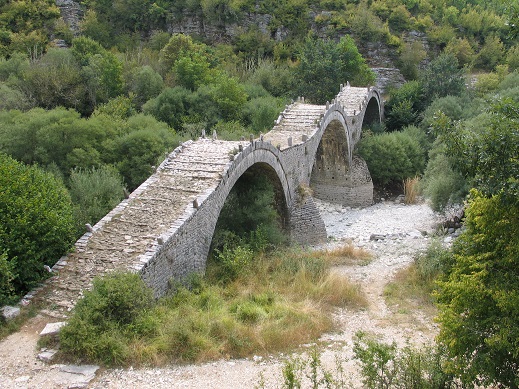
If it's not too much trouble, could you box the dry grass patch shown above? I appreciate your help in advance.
[384,241,449,316]
[321,243,373,266]
[403,176,420,204]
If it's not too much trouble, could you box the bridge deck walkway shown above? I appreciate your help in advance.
[263,103,324,150]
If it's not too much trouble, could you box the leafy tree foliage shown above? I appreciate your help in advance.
[436,191,519,387]
[69,166,126,236]
[0,0,60,56]
[295,35,375,104]
[126,65,164,108]
[384,81,425,131]
[0,153,75,296]
[419,53,466,105]
[357,130,426,187]
[434,98,519,204]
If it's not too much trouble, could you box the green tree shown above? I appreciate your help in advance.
[444,37,475,68]
[436,191,519,387]
[435,97,519,387]
[384,81,425,131]
[69,166,126,236]
[20,48,85,111]
[420,52,466,104]
[295,35,375,104]
[142,86,192,130]
[398,41,426,80]
[106,115,177,190]
[126,65,164,108]
[357,130,426,187]
[434,98,519,203]
[0,153,75,295]
[0,0,61,56]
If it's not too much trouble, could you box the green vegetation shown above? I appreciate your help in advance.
[294,34,375,103]
[0,0,518,385]
[0,153,75,303]
[59,245,367,366]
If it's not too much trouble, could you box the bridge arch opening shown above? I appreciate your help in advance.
[310,119,351,204]
[362,96,381,130]
[209,162,289,256]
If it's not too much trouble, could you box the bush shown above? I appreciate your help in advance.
[0,153,75,296]
[68,166,126,236]
[0,252,15,306]
[420,141,468,212]
[353,331,454,389]
[384,81,425,131]
[357,130,426,187]
[246,60,295,98]
[243,96,285,134]
[436,192,519,387]
[60,272,155,365]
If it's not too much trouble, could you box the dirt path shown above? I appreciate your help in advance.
[0,200,441,388]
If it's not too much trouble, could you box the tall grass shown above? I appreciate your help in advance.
[403,176,420,205]
[59,245,368,366]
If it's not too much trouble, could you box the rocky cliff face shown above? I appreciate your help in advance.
[55,1,407,91]
[56,0,83,34]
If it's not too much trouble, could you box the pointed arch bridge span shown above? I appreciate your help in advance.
[43,85,382,306]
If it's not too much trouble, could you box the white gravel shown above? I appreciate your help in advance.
[0,199,442,389]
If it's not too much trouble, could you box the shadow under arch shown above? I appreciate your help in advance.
[362,96,382,130]
[308,106,373,208]
[209,162,290,253]
[310,118,351,205]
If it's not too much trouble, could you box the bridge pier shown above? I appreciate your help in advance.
[310,155,373,208]
[289,195,327,245]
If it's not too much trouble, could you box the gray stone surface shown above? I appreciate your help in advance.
[1,306,20,320]
[39,322,66,336]
[38,349,58,362]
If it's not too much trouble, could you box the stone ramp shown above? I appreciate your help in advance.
[264,103,325,150]
[336,86,373,115]
[39,139,246,317]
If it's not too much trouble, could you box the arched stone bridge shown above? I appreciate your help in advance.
[41,85,382,311]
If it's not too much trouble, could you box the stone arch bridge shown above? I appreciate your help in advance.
[41,85,382,311]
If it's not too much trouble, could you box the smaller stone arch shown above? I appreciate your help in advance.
[359,89,383,131]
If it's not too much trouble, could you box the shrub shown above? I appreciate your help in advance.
[353,331,454,389]
[0,153,75,295]
[436,192,519,387]
[247,60,295,98]
[420,141,468,212]
[68,166,126,236]
[243,96,285,134]
[60,272,155,365]
[384,81,425,131]
[421,95,464,130]
[0,252,15,306]
[357,130,426,187]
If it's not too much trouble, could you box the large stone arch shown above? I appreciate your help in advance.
[139,141,293,297]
